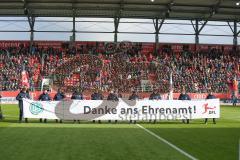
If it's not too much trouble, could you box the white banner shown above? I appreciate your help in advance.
[23,99,220,120]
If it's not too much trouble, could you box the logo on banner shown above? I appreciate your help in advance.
[202,103,216,114]
[29,102,44,115]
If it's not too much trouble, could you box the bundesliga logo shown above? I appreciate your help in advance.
[202,103,216,114]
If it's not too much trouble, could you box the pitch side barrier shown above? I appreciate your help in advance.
[23,99,220,121]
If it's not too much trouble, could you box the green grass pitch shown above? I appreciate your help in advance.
[0,104,239,160]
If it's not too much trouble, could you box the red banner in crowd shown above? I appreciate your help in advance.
[0,41,239,51]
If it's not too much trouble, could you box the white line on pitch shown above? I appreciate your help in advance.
[136,124,198,160]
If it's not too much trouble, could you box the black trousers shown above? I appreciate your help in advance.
[19,105,23,122]
[205,118,216,124]
[182,119,190,124]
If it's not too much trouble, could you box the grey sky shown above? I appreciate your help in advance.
[0,17,239,45]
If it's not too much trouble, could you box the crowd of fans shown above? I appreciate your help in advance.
[0,42,239,94]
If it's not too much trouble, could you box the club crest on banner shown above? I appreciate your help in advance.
[29,102,44,115]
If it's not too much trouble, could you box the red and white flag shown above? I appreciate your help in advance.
[21,70,30,88]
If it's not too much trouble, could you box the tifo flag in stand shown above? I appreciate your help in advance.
[21,70,30,88]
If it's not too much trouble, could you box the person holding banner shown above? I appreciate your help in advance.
[129,91,139,124]
[39,90,52,101]
[91,89,104,100]
[71,89,84,124]
[53,88,65,101]
[91,89,104,123]
[53,88,65,123]
[107,90,119,101]
[107,90,119,123]
[38,90,51,123]
[129,91,140,100]
[178,89,191,124]
[115,89,123,99]
[16,87,30,123]
[149,90,161,100]
[178,90,191,101]
[149,90,161,123]
[71,89,84,100]
[204,92,217,124]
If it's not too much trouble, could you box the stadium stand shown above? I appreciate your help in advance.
[0,42,239,95]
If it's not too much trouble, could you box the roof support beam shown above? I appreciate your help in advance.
[117,0,124,17]
[194,0,221,34]
[28,16,35,46]
[71,8,76,43]
[198,21,208,33]
[233,21,238,48]
[71,1,77,43]
[191,20,208,45]
[153,18,164,55]
[212,0,222,15]
[227,22,234,33]
[1,0,240,20]
[152,0,172,54]
[113,0,123,43]
[114,17,120,43]
[164,0,175,18]
[23,0,35,48]
[227,21,239,48]
[195,20,199,45]
[72,13,76,42]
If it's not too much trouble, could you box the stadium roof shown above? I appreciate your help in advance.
[0,0,239,21]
